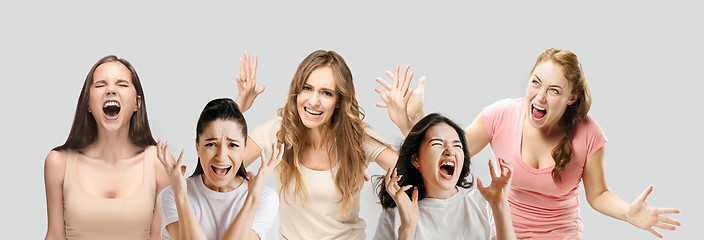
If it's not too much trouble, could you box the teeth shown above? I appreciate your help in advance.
[441,162,454,167]
[533,104,545,111]
[103,101,120,108]
[212,165,230,169]
[305,107,322,115]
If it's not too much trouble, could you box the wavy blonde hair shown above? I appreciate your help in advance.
[530,48,591,183]
[276,50,383,217]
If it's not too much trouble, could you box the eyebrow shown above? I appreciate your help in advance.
[204,137,241,142]
[304,82,335,92]
[534,75,542,82]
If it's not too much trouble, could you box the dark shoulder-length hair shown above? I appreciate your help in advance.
[376,113,473,209]
[54,55,155,151]
[190,98,248,180]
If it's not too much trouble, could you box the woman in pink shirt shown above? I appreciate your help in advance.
[374,48,680,239]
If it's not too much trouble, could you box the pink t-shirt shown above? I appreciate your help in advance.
[482,98,607,239]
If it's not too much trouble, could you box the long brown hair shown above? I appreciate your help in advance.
[530,48,591,183]
[54,55,156,151]
[276,50,383,217]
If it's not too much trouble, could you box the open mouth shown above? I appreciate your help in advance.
[211,165,232,177]
[304,107,323,116]
[531,104,546,120]
[103,100,121,119]
[439,160,456,179]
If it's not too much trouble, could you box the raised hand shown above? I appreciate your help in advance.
[375,65,426,136]
[247,143,284,197]
[626,185,680,238]
[234,51,265,113]
[156,140,187,197]
[477,158,513,206]
[384,167,419,229]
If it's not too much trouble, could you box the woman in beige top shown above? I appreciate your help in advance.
[234,50,399,239]
[44,55,169,240]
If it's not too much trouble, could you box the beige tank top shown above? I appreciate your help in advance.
[63,146,156,240]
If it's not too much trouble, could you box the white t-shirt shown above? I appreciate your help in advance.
[157,175,279,240]
[374,187,497,240]
[250,116,388,240]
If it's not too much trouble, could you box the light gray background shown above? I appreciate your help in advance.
[1,1,700,239]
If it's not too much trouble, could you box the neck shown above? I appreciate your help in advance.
[84,127,140,162]
[306,126,331,149]
[202,174,244,193]
[424,184,458,199]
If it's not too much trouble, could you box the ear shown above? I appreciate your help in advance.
[411,154,420,169]
[135,95,142,112]
[567,94,579,105]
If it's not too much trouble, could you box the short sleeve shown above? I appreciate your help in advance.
[250,116,282,161]
[481,98,519,140]
[363,123,389,165]
[251,186,280,240]
[157,186,179,240]
[373,208,398,240]
[579,116,608,159]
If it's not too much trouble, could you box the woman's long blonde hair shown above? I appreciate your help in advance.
[276,50,381,217]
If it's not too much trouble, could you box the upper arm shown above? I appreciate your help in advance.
[152,149,171,239]
[244,136,263,167]
[582,145,608,205]
[465,113,491,157]
[44,150,66,239]
[374,148,398,172]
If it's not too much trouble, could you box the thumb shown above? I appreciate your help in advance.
[180,165,187,176]
[255,85,266,95]
[636,185,654,202]
[417,76,426,92]
[476,178,485,190]
[411,186,419,203]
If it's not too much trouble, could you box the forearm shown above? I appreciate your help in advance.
[222,192,261,240]
[490,201,516,240]
[175,194,208,240]
[397,223,416,240]
[588,189,629,221]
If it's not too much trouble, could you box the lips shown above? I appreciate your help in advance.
[304,107,323,116]
[438,158,456,180]
[531,104,546,120]
[102,100,121,120]
[211,165,232,177]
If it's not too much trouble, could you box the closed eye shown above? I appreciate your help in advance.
[229,143,239,148]
[204,142,214,147]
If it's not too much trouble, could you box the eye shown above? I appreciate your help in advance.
[94,84,106,88]
[229,143,239,148]
[531,80,540,86]
[454,144,463,149]
[204,142,214,147]
[549,88,560,94]
[118,83,129,87]
[323,90,334,97]
[302,85,312,91]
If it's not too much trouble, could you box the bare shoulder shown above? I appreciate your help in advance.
[44,149,68,182]
[146,145,169,190]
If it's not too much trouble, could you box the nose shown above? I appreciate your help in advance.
[216,144,227,160]
[106,85,117,95]
[442,145,451,156]
[535,89,547,102]
[310,92,321,106]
